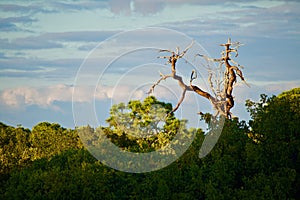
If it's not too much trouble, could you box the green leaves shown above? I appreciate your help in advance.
[0,88,299,199]
[244,87,300,199]
[104,96,186,153]
[0,123,31,174]
[30,122,83,160]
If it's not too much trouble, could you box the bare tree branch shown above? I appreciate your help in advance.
[148,42,194,114]
[191,38,249,118]
[149,38,248,119]
[147,72,173,94]
[170,88,187,114]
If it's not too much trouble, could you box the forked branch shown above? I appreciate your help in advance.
[148,38,248,119]
[195,38,249,117]
[148,42,194,114]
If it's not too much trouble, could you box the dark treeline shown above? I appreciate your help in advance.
[0,88,299,199]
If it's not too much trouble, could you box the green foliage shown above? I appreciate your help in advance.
[0,88,299,199]
[199,119,250,199]
[0,123,32,195]
[105,96,189,153]
[244,87,300,199]
[3,149,114,200]
[30,122,83,160]
[0,123,31,174]
[0,121,83,194]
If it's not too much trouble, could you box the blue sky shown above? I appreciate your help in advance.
[0,0,299,129]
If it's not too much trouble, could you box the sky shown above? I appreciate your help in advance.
[0,0,299,129]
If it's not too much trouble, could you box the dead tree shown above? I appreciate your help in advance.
[196,38,249,118]
[147,42,194,113]
[148,38,248,118]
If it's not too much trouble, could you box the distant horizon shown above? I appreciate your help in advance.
[1,86,298,130]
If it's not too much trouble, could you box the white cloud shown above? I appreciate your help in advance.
[0,80,202,112]
[0,84,73,110]
[0,84,148,110]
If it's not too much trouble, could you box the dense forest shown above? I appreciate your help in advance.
[0,88,299,199]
